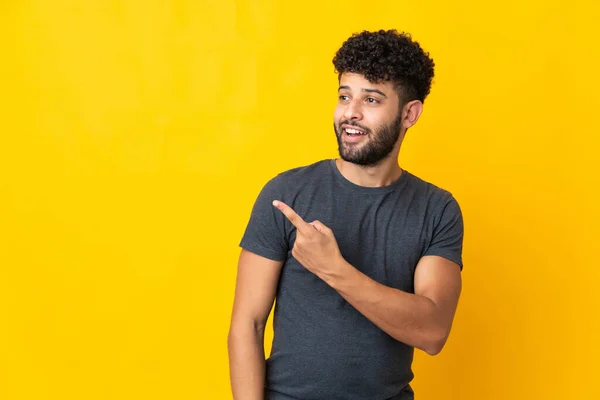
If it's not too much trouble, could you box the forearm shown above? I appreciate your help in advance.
[228,322,266,400]
[323,262,447,355]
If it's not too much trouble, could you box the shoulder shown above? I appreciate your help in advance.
[405,172,461,212]
[264,159,331,192]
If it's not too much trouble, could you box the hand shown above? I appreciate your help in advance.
[272,200,347,281]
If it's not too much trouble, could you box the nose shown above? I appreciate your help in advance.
[343,100,363,121]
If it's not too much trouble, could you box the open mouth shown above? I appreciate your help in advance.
[344,127,368,136]
[341,124,368,137]
[341,125,369,142]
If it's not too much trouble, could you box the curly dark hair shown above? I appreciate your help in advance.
[332,29,435,105]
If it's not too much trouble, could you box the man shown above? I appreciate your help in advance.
[228,29,464,400]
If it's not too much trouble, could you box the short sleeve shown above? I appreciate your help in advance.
[239,176,289,261]
[422,195,464,270]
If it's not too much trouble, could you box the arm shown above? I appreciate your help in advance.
[270,199,463,356]
[325,255,462,355]
[228,249,284,400]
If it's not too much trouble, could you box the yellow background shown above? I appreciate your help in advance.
[1,1,598,399]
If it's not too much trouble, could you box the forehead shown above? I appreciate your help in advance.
[338,72,395,94]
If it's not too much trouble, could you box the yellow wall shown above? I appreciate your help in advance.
[1,1,598,399]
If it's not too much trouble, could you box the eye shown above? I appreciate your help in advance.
[366,97,379,104]
[339,95,350,101]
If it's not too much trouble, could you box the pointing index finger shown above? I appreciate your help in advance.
[272,200,310,232]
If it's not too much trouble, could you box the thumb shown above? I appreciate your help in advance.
[309,220,329,233]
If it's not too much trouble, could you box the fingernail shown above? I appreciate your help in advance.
[272,200,280,207]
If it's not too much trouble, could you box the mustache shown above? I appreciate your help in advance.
[337,120,371,134]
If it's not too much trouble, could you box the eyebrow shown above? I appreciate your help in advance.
[338,85,388,98]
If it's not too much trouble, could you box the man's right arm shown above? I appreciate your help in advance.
[228,249,284,400]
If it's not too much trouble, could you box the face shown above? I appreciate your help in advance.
[334,73,403,166]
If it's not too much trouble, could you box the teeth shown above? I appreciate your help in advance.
[346,128,365,135]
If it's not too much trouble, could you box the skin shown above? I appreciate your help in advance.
[228,72,462,400]
[334,73,414,185]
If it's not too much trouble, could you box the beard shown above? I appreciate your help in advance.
[334,112,403,166]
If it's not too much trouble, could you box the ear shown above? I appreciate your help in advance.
[401,100,424,130]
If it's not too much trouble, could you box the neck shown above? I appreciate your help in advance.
[335,155,403,188]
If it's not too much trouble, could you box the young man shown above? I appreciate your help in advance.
[228,30,464,400]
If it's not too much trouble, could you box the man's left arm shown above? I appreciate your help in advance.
[324,255,462,355]
[272,198,463,355]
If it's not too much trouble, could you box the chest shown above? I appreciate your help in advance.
[283,191,432,292]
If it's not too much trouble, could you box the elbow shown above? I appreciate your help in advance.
[228,317,267,341]
[228,319,265,354]
[423,340,445,356]
[422,328,450,356]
